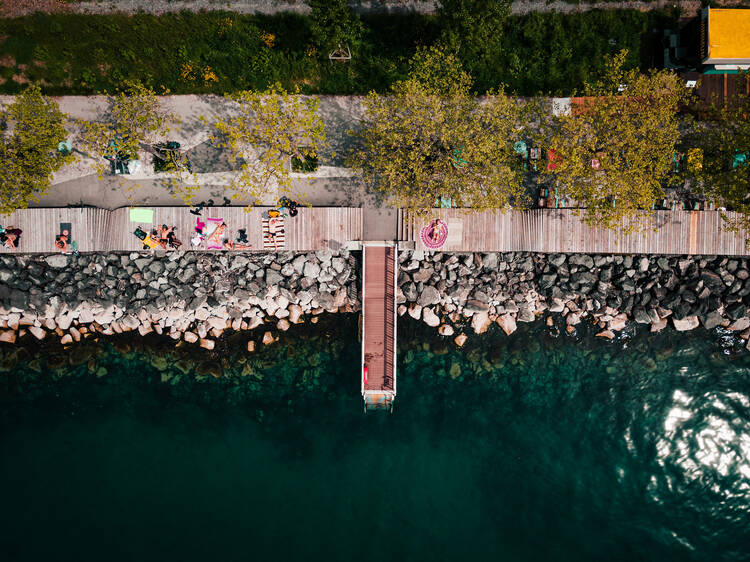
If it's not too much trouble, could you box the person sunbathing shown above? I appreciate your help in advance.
[429,219,444,243]
[223,240,253,250]
[207,222,227,246]
[268,217,284,251]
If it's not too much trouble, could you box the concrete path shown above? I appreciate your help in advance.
[2,0,712,18]
[9,93,399,238]
[10,94,366,207]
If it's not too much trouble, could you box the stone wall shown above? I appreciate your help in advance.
[0,250,359,348]
[398,251,750,347]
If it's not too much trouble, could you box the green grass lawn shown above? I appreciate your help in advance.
[0,10,674,96]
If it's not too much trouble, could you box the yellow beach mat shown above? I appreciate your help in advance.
[262,217,285,250]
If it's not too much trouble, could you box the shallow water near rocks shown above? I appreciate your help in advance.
[1,317,750,561]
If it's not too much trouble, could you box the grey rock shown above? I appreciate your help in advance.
[464,299,489,313]
[44,255,69,269]
[569,254,594,269]
[701,270,725,294]
[549,254,566,267]
[700,311,724,330]
[417,286,441,307]
[725,302,747,321]
[303,261,321,278]
[292,254,307,274]
[539,273,558,290]
[403,282,418,302]
[148,261,165,275]
[413,267,434,283]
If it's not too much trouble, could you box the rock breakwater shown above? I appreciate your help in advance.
[0,250,359,348]
[398,251,750,346]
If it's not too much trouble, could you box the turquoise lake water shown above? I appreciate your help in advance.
[1,316,750,562]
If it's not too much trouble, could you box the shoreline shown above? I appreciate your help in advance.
[1,249,749,355]
[398,251,750,350]
[0,249,359,350]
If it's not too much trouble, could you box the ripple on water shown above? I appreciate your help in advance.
[0,318,749,561]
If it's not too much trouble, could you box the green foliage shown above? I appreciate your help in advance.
[0,84,69,214]
[350,45,527,217]
[437,0,511,86]
[691,87,750,240]
[75,81,177,175]
[213,84,327,205]
[542,50,688,230]
[0,10,671,96]
[306,0,363,51]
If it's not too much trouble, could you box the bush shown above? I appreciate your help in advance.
[0,10,674,97]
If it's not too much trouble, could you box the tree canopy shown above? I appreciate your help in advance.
[76,81,177,175]
[690,86,750,238]
[213,84,327,205]
[349,45,527,217]
[542,50,687,229]
[0,84,70,214]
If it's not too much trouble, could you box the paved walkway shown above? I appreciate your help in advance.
[2,0,715,18]
[7,94,371,211]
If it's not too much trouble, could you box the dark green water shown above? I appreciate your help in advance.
[1,316,750,562]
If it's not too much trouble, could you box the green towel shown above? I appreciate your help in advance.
[129,208,154,223]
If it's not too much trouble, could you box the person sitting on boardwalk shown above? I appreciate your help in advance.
[55,229,70,252]
[1,226,22,249]
[158,224,182,249]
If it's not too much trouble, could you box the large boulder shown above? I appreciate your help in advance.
[464,299,489,313]
[417,286,441,307]
[496,314,516,336]
[672,316,699,331]
[422,307,441,327]
[44,255,68,269]
[701,270,725,294]
[471,311,491,334]
[569,254,594,269]
[303,261,321,278]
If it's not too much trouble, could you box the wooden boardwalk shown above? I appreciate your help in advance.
[404,209,750,255]
[0,207,362,253]
[361,242,396,411]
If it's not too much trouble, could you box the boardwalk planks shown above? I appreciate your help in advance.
[405,210,750,255]
[0,207,362,254]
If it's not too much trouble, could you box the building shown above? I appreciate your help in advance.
[701,7,750,73]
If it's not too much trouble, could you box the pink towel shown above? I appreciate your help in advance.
[205,217,225,250]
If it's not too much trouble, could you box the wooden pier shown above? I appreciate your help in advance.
[401,209,750,256]
[361,242,397,412]
[0,206,362,253]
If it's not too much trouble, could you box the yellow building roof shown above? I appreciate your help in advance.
[708,8,750,60]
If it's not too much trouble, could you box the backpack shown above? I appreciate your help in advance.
[133,226,147,240]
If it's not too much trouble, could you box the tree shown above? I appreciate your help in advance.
[690,85,750,239]
[306,0,362,54]
[349,45,527,217]
[0,84,70,214]
[212,84,327,205]
[76,82,177,173]
[437,0,512,90]
[542,50,688,229]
